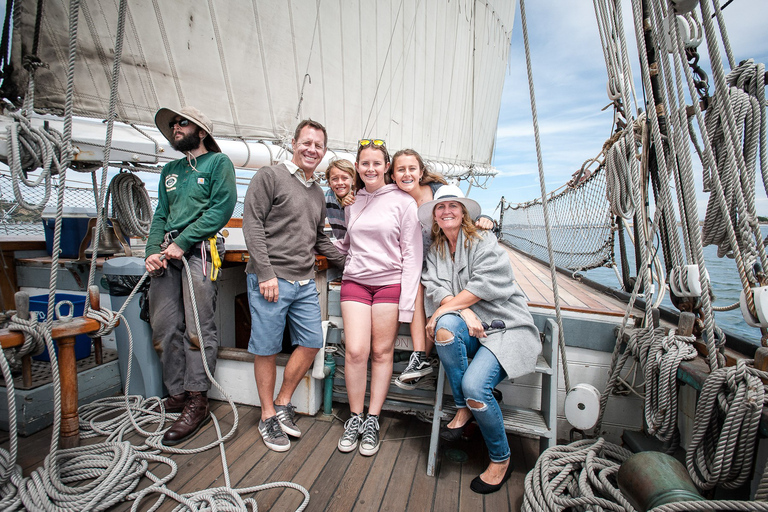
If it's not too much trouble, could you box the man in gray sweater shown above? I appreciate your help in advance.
[243,119,345,452]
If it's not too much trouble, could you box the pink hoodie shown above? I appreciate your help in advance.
[337,184,423,322]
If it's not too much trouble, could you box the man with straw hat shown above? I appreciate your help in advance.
[145,106,237,445]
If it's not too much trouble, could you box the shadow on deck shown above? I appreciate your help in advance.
[1,399,538,511]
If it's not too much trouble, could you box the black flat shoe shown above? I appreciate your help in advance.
[439,416,475,442]
[470,460,515,494]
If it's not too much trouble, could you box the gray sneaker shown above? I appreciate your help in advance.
[338,412,364,453]
[359,414,381,456]
[275,402,301,438]
[259,416,290,452]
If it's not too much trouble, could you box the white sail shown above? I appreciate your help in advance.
[10,0,515,174]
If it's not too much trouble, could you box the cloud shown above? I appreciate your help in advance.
[491,0,768,218]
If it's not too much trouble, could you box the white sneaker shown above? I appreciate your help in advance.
[338,412,364,453]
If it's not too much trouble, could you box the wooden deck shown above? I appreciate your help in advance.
[1,400,539,511]
[504,245,628,317]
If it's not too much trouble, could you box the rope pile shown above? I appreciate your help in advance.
[686,359,767,491]
[641,330,698,442]
[522,438,634,512]
[5,111,63,212]
[105,171,153,238]
[701,59,766,263]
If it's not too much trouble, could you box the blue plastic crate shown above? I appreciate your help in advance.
[42,217,92,259]
[29,293,92,361]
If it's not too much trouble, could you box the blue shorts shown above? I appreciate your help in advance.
[246,274,324,356]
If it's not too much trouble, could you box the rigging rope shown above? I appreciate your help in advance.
[518,0,570,392]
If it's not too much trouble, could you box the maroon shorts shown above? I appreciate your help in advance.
[340,280,401,306]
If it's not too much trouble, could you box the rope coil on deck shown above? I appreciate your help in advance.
[522,438,635,512]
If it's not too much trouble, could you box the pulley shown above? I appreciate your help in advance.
[662,14,703,53]
[740,286,768,328]
[670,0,698,15]
[669,264,708,298]
[564,383,601,430]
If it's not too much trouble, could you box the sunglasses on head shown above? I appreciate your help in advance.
[358,139,386,149]
[169,118,191,129]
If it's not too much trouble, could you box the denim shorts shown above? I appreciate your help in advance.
[340,280,401,306]
[246,274,324,356]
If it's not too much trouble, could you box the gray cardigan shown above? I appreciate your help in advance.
[422,230,541,379]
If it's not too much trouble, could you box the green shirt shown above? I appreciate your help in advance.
[146,151,237,255]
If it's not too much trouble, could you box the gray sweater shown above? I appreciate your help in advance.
[243,163,345,281]
[422,230,541,379]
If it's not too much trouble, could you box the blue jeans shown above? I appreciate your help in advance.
[246,274,324,356]
[434,313,510,462]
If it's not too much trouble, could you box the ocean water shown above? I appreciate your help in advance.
[583,225,768,345]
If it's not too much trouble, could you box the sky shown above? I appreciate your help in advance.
[469,0,768,221]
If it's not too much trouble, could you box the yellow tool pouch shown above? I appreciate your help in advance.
[209,236,222,281]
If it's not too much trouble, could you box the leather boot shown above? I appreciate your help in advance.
[153,392,188,414]
[163,392,210,446]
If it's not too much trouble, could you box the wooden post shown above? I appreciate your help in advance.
[678,312,696,337]
[89,285,103,365]
[755,347,768,385]
[14,292,33,388]
[57,333,79,448]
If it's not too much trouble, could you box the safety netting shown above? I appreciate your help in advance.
[499,167,615,272]
[0,172,245,238]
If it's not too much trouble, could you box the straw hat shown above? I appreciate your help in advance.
[155,106,221,153]
[417,184,481,227]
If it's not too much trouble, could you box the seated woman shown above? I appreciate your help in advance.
[419,185,541,494]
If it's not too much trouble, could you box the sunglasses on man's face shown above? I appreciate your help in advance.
[358,139,386,149]
[169,118,191,129]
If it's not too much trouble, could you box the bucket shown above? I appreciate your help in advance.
[29,293,92,361]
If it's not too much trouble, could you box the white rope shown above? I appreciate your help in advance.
[105,171,153,238]
[642,329,697,441]
[686,358,766,491]
[518,0,571,393]
[522,438,635,512]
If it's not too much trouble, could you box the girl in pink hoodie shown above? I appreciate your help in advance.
[335,140,422,456]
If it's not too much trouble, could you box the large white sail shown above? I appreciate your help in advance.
[9,0,514,174]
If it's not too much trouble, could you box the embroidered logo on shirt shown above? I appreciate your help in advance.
[197,177,205,185]
[165,174,178,192]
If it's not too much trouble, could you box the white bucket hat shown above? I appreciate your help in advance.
[417,184,481,227]
[155,106,221,153]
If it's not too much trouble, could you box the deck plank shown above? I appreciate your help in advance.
[324,415,393,512]
[400,428,438,512]
[378,418,428,512]
[3,400,536,511]
[272,417,346,511]
[254,418,331,510]
[504,244,629,317]
[352,414,410,511]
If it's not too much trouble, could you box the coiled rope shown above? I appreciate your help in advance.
[686,358,767,491]
[5,111,62,212]
[522,438,635,512]
[105,171,153,238]
[642,330,698,442]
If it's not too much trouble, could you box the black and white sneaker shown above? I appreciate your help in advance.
[338,412,364,452]
[275,402,301,438]
[359,414,381,456]
[396,351,433,384]
[259,415,290,452]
